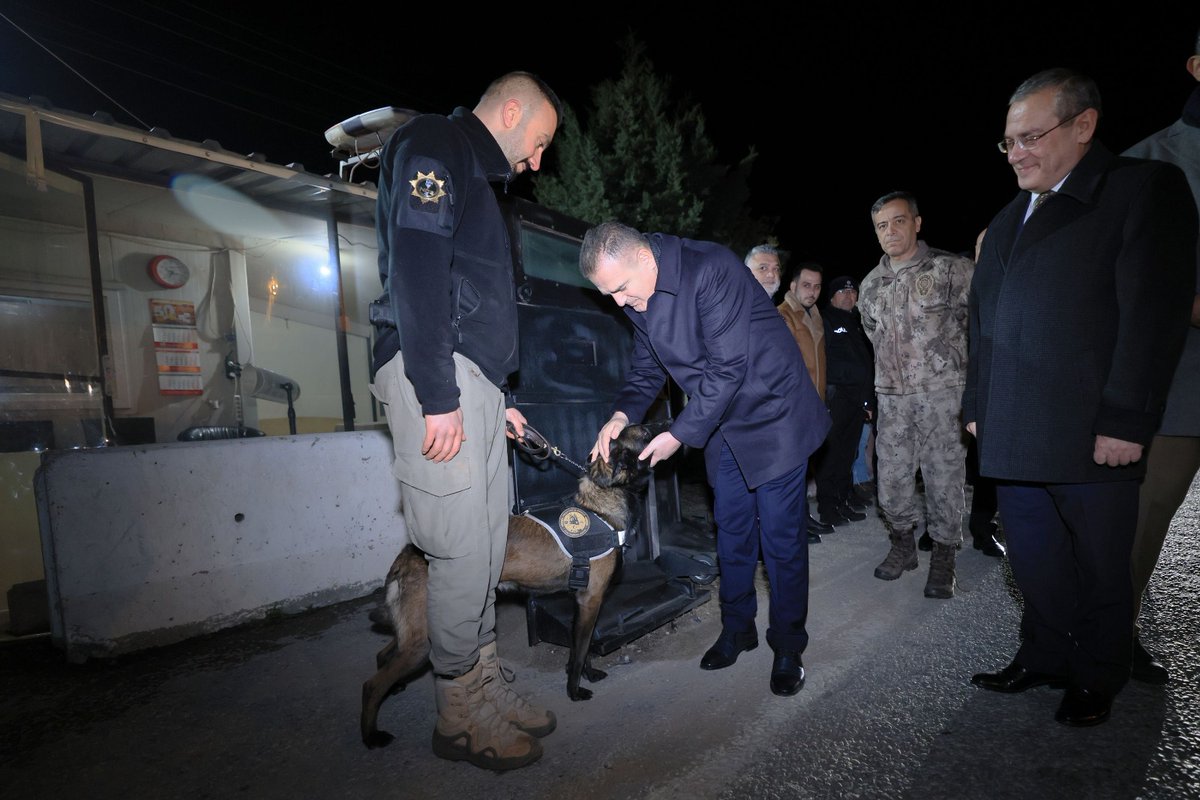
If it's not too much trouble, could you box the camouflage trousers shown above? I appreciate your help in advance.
[875,386,968,545]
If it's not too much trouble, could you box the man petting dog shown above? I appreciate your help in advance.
[368,72,561,771]
[580,221,831,696]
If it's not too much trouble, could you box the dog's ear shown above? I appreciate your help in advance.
[639,420,671,438]
[589,436,644,488]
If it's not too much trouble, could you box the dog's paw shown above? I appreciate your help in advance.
[568,686,594,701]
[368,606,394,632]
[582,666,608,683]
[363,730,395,749]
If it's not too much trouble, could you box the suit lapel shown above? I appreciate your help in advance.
[993,197,1026,273]
[1010,143,1114,262]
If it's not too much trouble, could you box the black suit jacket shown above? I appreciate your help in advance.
[963,141,1196,483]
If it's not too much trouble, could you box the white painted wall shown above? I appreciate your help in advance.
[35,430,406,662]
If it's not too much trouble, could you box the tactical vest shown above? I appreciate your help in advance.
[523,505,627,590]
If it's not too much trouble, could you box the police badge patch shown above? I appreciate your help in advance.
[558,507,591,538]
[916,273,935,297]
[409,170,447,205]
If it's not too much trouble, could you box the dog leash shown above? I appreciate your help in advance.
[507,422,589,476]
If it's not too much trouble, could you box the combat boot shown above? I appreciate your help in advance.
[479,641,557,737]
[432,660,542,771]
[924,542,958,599]
[873,527,919,580]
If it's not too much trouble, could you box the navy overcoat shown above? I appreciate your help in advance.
[963,142,1197,484]
[612,234,831,489]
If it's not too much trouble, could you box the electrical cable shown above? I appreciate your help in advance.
[0,10,151,130]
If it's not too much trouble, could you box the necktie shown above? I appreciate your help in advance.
[1032,189,1056,214]
[1015,189,1055,244]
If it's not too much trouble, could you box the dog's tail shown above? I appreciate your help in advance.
[381,544,431,654]
[363,544,435,748]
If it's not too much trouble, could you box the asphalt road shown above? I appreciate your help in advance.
[2,475,1198,800]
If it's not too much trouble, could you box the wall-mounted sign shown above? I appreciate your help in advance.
[149,298,202,395]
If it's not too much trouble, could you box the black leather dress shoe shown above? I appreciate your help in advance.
[819,507,848,527]
[808,531,823,544]
[843,494,868,512]
[970,661,1068,693]
[837,501,867,522]
[700,629,758,670]
[1131,638,1169,685]
[808,514,835,534]
[770,651,805,696]
[972,532,1007,558]
[1055,686,1112,726]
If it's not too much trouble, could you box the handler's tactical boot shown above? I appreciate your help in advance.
[873,528,919,580]
[479,641,557,737]
[432,660,542,771]
[924,542,958,599]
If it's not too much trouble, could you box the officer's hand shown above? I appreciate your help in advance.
[422,409,464,462]
[639,432,681,468]
[590,412,629,464]
[1094,435,1142,467]
[966,421,977,437]
[505,407,527,440]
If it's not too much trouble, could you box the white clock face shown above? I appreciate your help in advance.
[149,255,190,289]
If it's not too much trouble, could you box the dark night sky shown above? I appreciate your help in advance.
[2,2,1198,282]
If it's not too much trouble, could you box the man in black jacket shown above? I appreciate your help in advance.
[1121,26,1200,686]
[964,68,1196,728]
[369,71,561,770]
[815,276,875,527]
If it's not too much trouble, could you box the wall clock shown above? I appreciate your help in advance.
[148,255,190,289]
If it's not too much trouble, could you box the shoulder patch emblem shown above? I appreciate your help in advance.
[409,170,447,204]
[558,507,591,538]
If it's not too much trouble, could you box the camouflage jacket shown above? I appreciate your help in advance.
[858,241,973,395]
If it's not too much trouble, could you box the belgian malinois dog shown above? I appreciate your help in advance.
[360,423,658,749]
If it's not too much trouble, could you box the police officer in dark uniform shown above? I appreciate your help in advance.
[369,71,561,771]
[816,276,876,525]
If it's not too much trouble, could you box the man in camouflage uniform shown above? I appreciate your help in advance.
[858,191,973,598]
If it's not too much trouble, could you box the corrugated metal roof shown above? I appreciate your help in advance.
[0,91,379,224]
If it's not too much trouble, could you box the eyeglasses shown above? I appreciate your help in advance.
[996,109,1084,154]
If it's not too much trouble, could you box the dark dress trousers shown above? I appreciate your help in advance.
[612,233,831,653]
[816,304,875,517]
[963,141,1197,693]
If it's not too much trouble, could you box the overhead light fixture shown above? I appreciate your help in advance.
[324,107,418,157]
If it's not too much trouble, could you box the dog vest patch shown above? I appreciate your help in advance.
[523,506,626,591]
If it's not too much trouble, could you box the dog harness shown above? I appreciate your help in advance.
[523,505,627,591]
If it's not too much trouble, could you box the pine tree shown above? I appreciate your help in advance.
[533,34,773,251]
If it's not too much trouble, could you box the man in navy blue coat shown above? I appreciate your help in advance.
[580,220,831,697]
[964,68,1196,727]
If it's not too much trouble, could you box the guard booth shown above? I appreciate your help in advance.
[498,196,716,654]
